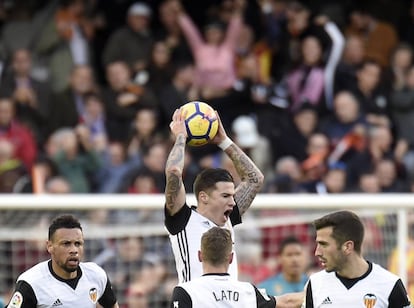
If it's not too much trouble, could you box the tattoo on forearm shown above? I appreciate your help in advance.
[229,149,261,185]
[166,135,186,170]
[166,174,181,207]
[225,143,264,215]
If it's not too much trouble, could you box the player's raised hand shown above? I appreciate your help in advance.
[210,110,229,145]
[169,108,188,138]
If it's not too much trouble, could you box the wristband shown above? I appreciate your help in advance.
[218,137,233,150]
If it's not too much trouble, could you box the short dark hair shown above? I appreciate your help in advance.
[279,236,303,255]
[193,168,234,197]
[49,214,82,240]
[313,210,364,253]
[201,227,232,266]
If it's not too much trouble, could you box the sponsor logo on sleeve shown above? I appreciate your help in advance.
[8,291,23,308]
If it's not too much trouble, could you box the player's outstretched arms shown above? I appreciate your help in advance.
[165,109,187,216]
[275,291,305,308]
[211,111,264,216]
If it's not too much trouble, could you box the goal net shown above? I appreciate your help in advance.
[0,194,411,307]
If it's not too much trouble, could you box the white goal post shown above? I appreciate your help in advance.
[0,193,411,287]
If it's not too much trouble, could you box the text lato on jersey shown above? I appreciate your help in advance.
[212,290,240,302]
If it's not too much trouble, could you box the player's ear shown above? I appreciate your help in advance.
[342,240,354,254]
[46,240,53,254]
[198,250,203,262]
[229,252,234,264]
[199,191,208,204]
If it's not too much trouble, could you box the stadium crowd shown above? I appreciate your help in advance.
[1,0,414,306]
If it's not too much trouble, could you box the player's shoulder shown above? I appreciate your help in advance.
[80,261,106,274]
[18,260,50,283]
[309,269,332,280]
[370,262,400,281]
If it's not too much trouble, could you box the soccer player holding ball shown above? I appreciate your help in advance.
[164,103,264,282]
[165,104,300,307]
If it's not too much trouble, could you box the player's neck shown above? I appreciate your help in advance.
[337,256,369,279]
[283,271,303,283]
[203,263,229,275]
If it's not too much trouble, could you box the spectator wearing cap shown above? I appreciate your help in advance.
[103,2,154,73]
[232,115,272,182]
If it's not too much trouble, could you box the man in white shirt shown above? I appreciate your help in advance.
[6,214,119,308]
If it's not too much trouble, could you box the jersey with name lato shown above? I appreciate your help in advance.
[304,261,412,307]
[165,203,241,283]
[7,260,116,308]
[171,273,276,308]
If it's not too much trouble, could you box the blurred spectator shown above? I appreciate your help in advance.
[235,22,272,85]
[0,97,37,169]
[122,141,168,193]
[272,102,319,163]
[158,60,195,128]
[146,40,174,95]
[346,125,408,187]
[0,139,25,192]
[285,15,344,112]
[47,64,97,135]
[0,1,42,59]
[13,155,59,193]
[0,48,51,146]
[102,60,158,143]
[231,115,272,180]
[306,162,348,194]
[34,0,94,92]
[258,236,309,296]
[300,133,331,191]
[265,156,304,193]
[335,34,366,93]
[385,43,413,91]
[390,65,414,176]
[97,236,166,308]
[354,171,381,193]
[96,142,140,194]
[102,2,153,73]
[171,0,244,96]
[80,92,107,151]
[44,176,71,193]
[127,106,164,160]
[127,168,159,194]
[351,60,392,128]
[319,91,367,147]
[154,0,192,63]
[51,125,101,193]
[345,5,398,67]
[375,158,409,192]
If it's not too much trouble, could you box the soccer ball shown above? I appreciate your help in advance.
[182,101,218,147]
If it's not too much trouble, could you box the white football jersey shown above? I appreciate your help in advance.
[304,262,412,307]
[165,205,239,283]
[172,274,276,308]
[8,260,109,308]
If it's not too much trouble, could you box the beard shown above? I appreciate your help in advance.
[325,251,347,273]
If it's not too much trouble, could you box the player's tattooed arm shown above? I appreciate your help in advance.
[165,134,187,216]
[224,143,264,216]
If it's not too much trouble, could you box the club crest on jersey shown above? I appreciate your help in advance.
[9,291,23,308]
[363,293,377,308]
[89,287,98,303]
